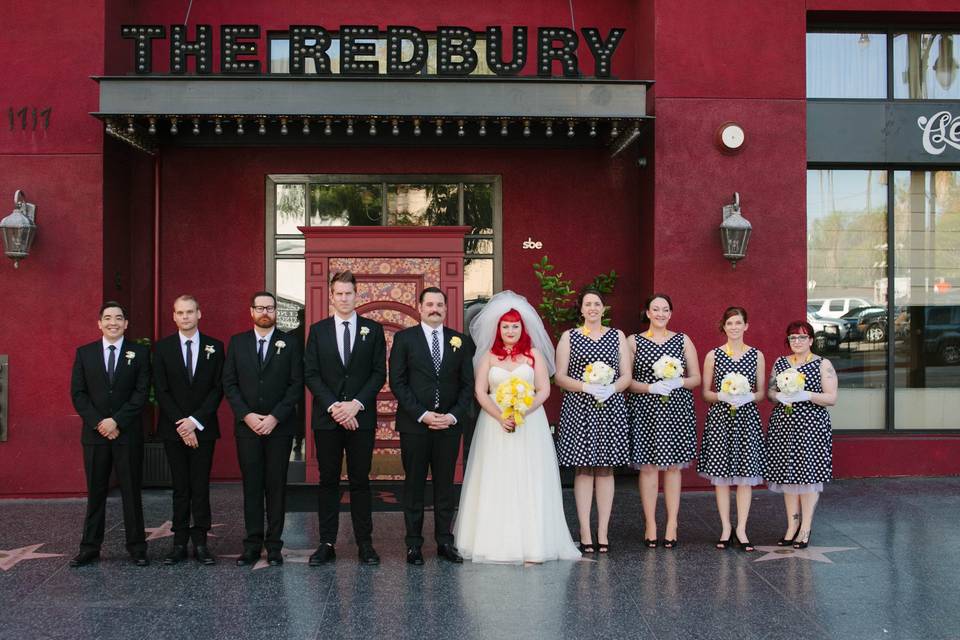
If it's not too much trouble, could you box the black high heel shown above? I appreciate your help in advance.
[662,539,679,550]
[643,538,658,549]
[578,542,596,553]
[734,534,755,552]
[777,529,798,546]
[793,531,810,549]
[716,538,731,550]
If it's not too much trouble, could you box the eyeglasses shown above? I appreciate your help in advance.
[251,305,276,313]
[787,334,811,342]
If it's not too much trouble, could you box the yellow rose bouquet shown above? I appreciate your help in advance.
[494,375,536,429]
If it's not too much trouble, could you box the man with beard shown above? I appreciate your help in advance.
[389,287,474,565]
[152,295,224,566]
[303,271,386,566]
[69,301,151,566]
[223,291,303,566]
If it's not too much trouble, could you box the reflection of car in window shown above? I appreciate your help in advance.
[839,306,887,343]
[807,313,842,353]
[808,297,874,319]
[924,306,960,366]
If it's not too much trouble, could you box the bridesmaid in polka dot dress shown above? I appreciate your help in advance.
[627,294,701,549]
[765,319,838,550]
[696,306,766,552]
[554,289,632,554]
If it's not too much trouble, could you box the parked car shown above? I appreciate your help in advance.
[840,306,887,343]
[924,306,960,366]
[808,297,874,319]
[807,312,842,353]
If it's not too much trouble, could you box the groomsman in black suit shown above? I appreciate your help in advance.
[153,295,224,566]
[223,291,303,567]
[304,271,386,566]
[389,287,474,565]
[69,301,151,567]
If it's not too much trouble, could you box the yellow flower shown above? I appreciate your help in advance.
[450,336,462,351]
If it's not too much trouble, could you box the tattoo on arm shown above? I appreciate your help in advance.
[823,363,836,379]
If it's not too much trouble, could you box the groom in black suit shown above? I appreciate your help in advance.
[304,271,386,566]
[69,301,151,567]
[223,291,303,567]
[389,287,474,565]
[153,295,223,566]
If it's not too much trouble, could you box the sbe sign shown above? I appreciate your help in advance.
[121,25,625,78]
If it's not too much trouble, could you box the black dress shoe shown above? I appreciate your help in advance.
[163,544,188,565]
[194,545,216,566]
[358,544,380,565]
[437,543,463,564]
[406,547,424,566]
[131,550,150,567]
[308,544,335,566]
[69,549,99,568]
[236,549,261,566]
[266,549,283,566]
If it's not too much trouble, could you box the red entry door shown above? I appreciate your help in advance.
[301,226,470,481]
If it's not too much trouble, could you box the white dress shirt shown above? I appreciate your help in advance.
[101,337,125,370]
[253,326,275,360]
[179,331,205,432]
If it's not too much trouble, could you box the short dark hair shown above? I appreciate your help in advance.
[578,287,604,308]
[419,286,447,304]
[99,301,127,318]
[330,271,357,291]
[784,320,816,347]
[173,294,199,309]
[719,306,748,332]
[645,293,673,312]
[250,291,276,306]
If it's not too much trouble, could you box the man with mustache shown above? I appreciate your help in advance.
[389,287,474,565]
[304,271,386,566]
[223,291,303,567]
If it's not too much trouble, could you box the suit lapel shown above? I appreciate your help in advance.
[262,331,280,370]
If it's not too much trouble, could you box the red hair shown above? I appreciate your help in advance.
[491,309,535,365]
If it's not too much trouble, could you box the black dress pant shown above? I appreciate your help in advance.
[315,428,375,545]
[163,438,216,546]
[235,434,292,553]
[80,442,146,553]
[400,430,460,548]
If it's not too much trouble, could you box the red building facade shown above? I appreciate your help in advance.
[1,0,959,496]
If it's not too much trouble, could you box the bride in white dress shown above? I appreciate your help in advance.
[454,291,582,563]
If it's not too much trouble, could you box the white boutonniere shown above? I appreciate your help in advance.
[360,326,370,341]
[125,350,136,365]
[450,336,462,352]
[204,344,216,360]
[274,340,286,354]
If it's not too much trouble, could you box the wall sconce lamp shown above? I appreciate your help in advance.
[0,191,37,268]
[719,192,751,268]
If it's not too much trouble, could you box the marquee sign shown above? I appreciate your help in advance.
[121,25,626,78]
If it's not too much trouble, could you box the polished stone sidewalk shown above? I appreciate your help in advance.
[0,477,958,640]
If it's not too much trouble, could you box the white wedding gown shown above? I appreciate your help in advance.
[454,364,582,563]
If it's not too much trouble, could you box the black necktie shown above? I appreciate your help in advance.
[258,338,266,367]
[342,321,351,367]
[185,339,194,384]
[431,329,441,408]
[107,345,116,384]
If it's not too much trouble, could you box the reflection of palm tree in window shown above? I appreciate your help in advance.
[276,184,305,228]
[310,184,383,226]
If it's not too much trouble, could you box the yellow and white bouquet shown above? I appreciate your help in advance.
[494,376,536,428]
[651,354,684,404]
[719,371,751,417]
[583,361,616,406]
[775,368,806,415]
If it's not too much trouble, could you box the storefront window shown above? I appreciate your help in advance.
[807,32,887,98]
[807,169,888,429]
[269,177,499,331]
[893,33,960,99]
[893,170,960,429]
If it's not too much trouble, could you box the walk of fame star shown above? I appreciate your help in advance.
[0,544,64,571]
[752,545,857,563]
[145,521,225,541]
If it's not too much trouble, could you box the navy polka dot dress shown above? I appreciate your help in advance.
[696,348,766,485]
[555,329,630,467]
[629,333,697,468]
[765,356,833,492]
